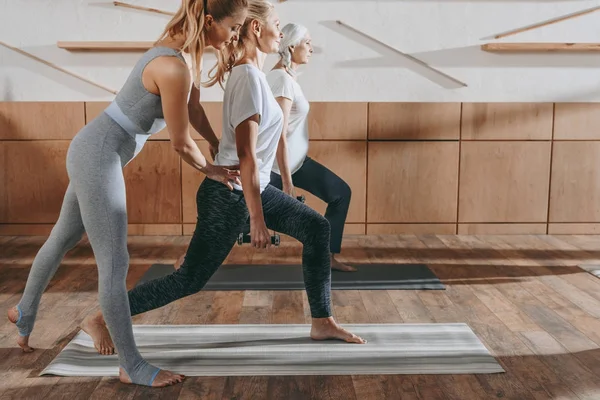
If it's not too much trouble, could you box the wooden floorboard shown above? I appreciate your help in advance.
[1,234,600,399]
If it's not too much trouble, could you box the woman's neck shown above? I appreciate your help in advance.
[273,60,298,79]
[237,42,267,70]
[156,33,187,51]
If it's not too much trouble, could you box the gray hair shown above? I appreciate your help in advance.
[278,23,309,76]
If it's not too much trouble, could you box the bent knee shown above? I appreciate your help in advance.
[340,181,352,200]
[305,213,331,240]
[331,181,351,205]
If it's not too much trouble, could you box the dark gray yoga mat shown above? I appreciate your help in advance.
[136,263,445,290]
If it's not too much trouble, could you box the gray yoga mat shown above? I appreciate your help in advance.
[41,323,503,377]
[136,263,445,290]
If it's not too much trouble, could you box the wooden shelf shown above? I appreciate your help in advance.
[481,43,600,52]
[56,41,216,54]
[57,41,155,51]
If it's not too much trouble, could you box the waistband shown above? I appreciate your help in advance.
[103,101,166,137]
[202,176,244,196]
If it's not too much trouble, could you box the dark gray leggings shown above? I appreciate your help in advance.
[270,157,351,254]
[127,178,333,318]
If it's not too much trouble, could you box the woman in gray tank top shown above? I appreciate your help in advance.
[80,0,368,360]
[8,0,248,388]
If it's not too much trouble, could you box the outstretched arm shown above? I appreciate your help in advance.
[187,85,220,160]
[154,58,239,189]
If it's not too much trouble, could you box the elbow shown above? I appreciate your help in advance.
[172,140,191,155]
[237,149,255,166]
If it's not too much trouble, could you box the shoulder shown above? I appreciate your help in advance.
[266,68,296,99]
[230,64,267,89]
[147,55,190,88]
[266,69,292,84]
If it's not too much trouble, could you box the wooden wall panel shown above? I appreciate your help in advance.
[128,224,182,235]
[307,102,367,140]
[181,141,211,223]
[344,224,366,235]
[368,102,461,140]
[198,102,223,141]
[459,142,551,222]
[0,224,55,236]
[367,224,456,234]
[457,224,547,235]
[548,224,600,234]
[367,142,459,223]
[85,101,108,123]
[296,141,367,223]
[461,103,553,140]
[6,100,600,236]
[123,141,181,223]
[549,142,600,222]
[554,103,600,140]
[0,141,70,223]
[0,102,85,140]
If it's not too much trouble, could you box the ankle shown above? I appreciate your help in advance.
[93,311,105,324]
[311,316,335,326]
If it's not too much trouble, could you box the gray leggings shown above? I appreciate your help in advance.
[14,114,160,386]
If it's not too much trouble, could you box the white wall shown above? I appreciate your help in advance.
[2,0,600,102]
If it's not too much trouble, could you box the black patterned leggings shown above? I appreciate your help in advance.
[127,178,333,318]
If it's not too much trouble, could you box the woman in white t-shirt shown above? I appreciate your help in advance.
[266,23,356,272]
[130,0,366,344]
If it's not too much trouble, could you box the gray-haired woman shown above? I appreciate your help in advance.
[267,23,356,272]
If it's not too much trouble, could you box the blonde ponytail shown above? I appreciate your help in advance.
[155,0,248,88]
[204,0,274,89]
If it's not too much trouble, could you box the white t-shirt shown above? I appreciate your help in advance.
[266,69,310,175]
[214,64,283,192]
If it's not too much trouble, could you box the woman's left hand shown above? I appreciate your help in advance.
[203,164,241,190]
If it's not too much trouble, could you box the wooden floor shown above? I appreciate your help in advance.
[2,234,600,399]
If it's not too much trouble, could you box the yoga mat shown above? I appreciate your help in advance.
[41,323,503,377]
[577,264,600,279]
[136,263,445,290]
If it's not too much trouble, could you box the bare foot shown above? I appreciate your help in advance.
[174,254,185,270]
[310,317,367,344]
[7,306,33,352]
[331,255,357,272]
[119,367,185,387]
[81,311,115,355]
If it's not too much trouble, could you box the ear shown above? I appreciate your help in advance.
[251,19,261,36]
[289,45,295,52]
[205,14,213,27]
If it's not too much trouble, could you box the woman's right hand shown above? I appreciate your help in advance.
[250,218,271,249]
[282,176,295,197]
[203,163,241,190]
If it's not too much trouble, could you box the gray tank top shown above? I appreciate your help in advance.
[104,46,186,136]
